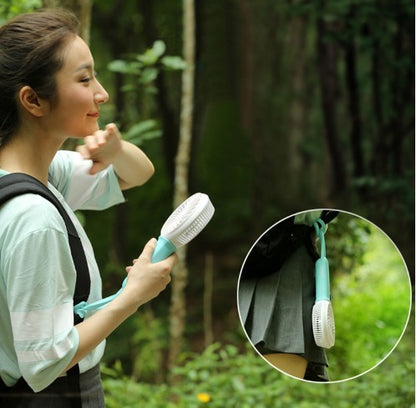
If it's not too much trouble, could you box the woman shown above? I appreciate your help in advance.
[0,9,176,406]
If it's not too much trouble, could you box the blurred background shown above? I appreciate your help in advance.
[321,212,411,381]
[1,0,414,406]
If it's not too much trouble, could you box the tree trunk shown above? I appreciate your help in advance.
[316,17,346,192]
[168,0,195,381]
[43,0,92,44]
[370,35,387,176]
[238,0,254,134]
[140,1,180,182]
[287,16,307,194]
[391,20,405,176]
[203,252,214,347]
[344,8,364,180]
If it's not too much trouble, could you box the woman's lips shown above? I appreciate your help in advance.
[87,112,99,118]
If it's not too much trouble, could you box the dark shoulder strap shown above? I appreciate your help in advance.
[0,173,90,324]
[0,173,85,405]
[320,210,339,225]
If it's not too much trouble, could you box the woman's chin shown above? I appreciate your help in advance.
[73,126,100,139]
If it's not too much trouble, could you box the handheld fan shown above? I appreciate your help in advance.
[312,218,335,349]
[74,193,215,318]
[151,192,215,262]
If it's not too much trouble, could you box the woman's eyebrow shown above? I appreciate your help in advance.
[73,63,93,73]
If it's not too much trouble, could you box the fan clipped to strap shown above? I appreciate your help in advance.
[312,218,335,349]
[74,193,215,318]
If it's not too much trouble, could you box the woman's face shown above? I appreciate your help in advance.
[47,35,109,139]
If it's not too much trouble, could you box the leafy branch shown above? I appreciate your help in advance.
[108,40,185,146]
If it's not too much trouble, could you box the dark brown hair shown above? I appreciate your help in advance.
[0,9,80,145]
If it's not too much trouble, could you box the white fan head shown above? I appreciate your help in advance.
[312,300,335,349]
[160,193,215,248]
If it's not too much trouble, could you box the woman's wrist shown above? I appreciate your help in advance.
[107,285,143,317]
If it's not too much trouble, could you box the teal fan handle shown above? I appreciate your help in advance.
[151,236,177,263]
[314,218,330,302]
[74,193,215,318]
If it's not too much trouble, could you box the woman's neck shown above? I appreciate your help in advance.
[0,130,63,185]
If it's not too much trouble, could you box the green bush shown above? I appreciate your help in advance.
[102,322,414,408]
[327,219,411,380]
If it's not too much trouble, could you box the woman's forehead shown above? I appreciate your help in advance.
[60,35,94,73]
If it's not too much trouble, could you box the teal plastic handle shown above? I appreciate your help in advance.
[74,236,177,318]
[313,218,331,301]
[151,236,177,263]
[315,256,330,301]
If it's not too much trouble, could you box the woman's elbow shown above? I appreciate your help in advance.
[137,161,155,186]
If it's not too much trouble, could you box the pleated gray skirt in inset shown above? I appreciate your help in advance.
[239,245,327,366]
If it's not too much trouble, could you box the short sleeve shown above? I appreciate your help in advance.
[49,150,125,211]
[2,198,79,391]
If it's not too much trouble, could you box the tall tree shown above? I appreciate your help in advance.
[168,0,195,378]
[316,15,346,193]
[139,1,180,182]
[42,0,92,44]
[344,4,364,180]
[286,14,308,197]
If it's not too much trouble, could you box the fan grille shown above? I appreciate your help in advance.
[160,193,215,247]
[312,300,335,349]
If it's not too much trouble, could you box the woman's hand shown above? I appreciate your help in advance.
[66,239,176,373]
[76,123,155,190]
[76,123,122,175]
[122,238,177,310]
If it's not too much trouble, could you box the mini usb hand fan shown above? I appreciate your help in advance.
[74,193,215,318]
[312,218,335,349]
[151,192,215,262]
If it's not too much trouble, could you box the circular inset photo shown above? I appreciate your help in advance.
[237,209,412,383]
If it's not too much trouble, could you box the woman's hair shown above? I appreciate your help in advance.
[0,9,80,145]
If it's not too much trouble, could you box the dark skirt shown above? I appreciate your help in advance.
[79,365,105,408]
[0,364,105,408]
[239,244,328,366]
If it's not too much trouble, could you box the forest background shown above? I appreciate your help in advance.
[0,0,414,406]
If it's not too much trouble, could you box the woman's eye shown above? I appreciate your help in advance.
[80,72,97,84]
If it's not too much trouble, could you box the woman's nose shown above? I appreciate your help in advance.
[94,80,109,104]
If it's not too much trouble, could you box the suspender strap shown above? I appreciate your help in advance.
[0,173,91,318]
[0,173,91,407]
[320,210,339,225]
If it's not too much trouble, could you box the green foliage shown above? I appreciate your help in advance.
[85,1,413,400]
[352,172,415,224]
[107,40,184,146]
[108,40,185,87]
[101,305,169,382]
[325,215,411,380]
[0,0,41,23]
[130,307,168,382]
[325,215,372,274]
[102,330,414,407]
[123,119,162,146]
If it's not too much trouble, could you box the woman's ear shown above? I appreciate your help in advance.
[18,86,49,117]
